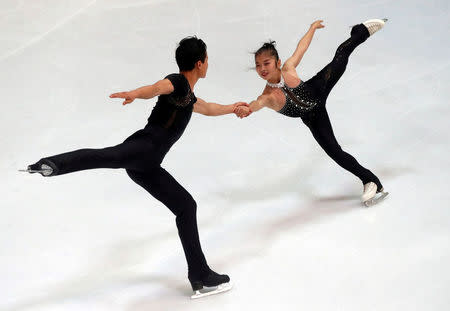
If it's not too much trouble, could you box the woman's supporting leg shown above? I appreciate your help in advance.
[126,167,210,280]
[308,108,382,189]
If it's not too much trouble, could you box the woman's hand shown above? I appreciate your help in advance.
[310,20,325,30]
[234,102,251,118]
[109,91,137,105]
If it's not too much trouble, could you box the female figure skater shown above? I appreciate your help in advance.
[235,19,389,206]
[21,37,241,299]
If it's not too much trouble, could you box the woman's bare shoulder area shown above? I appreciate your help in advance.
[282,70,302,88]
[261,86,285,111]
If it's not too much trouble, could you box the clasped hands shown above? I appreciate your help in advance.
[233,102,252,119]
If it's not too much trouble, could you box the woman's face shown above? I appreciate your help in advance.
[255,52,280,81]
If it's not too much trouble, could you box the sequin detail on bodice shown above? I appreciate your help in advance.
[277,81,319,118]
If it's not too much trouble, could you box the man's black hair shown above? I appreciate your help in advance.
[175,36,207,71]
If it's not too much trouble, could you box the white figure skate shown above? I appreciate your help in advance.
[362,182,389,207]
[363,18,388,36]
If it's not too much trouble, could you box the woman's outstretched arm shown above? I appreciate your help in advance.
[109,79,174,105]
[234,95,274,118]
[282,20,325,71]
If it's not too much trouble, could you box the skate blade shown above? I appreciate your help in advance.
[191,282,233,299]
[364,18,388,24]
[19,169,38,173]
[349,18,388,28]
[18,168,53,176]
[364,191,389,207]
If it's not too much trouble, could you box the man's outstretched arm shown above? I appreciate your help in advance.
[109,79,174,105]
[194,97,248,116]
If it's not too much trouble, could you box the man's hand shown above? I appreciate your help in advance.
[310,20,325,30]
[234,102,251,118]
[109,91,137,105]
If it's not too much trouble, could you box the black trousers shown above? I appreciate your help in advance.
[303,24,382,189]
[38,126,210,279]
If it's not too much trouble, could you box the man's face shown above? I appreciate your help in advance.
[200,54,209,78]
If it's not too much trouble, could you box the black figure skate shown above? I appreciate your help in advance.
[189,269,232,299]
[19,160,57,177]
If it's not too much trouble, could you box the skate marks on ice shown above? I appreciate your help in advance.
[0,0,24,17]
[209,194,360,271]
[211,156,319,205]
[0,0,97,62]
[1,234,195,311]
[195,159,398,270]
[2,272,188,311]
[1,274,188,311]
[99,0,173,10]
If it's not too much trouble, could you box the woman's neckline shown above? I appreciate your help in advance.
[266,74,302,89]
[266,74,285,88]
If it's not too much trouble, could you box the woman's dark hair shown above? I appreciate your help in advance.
[175,36,207,71]
[254,40,279,61]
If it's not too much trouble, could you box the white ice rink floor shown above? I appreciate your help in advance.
[1,0,449,310]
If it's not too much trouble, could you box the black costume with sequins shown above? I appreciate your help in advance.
[278,81,318,118]
[31,73,212,280]
[277,24,383,189]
